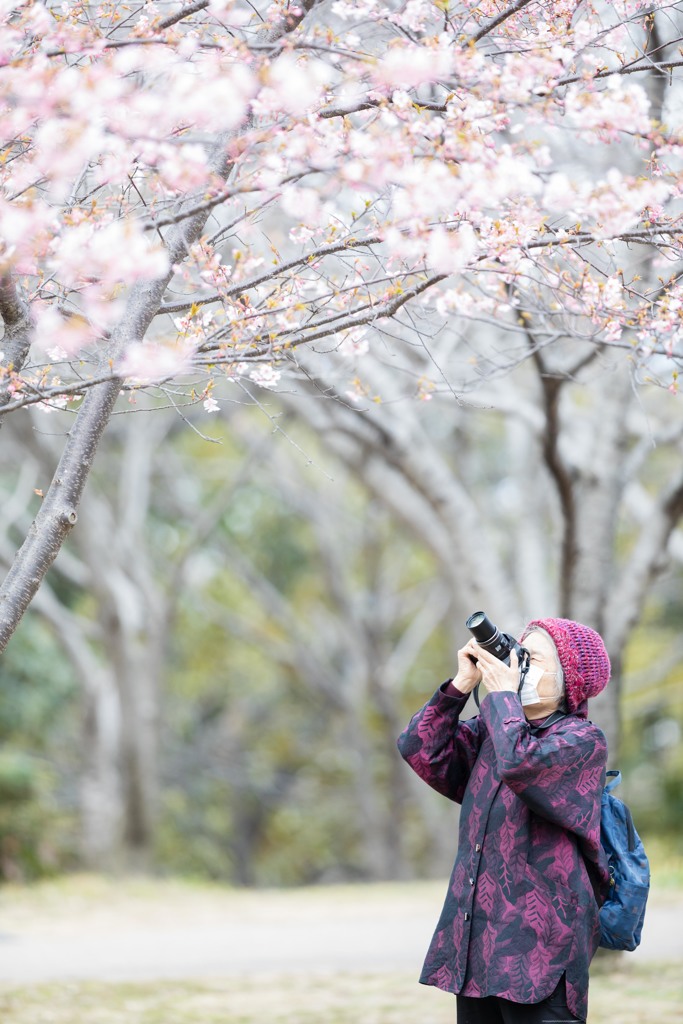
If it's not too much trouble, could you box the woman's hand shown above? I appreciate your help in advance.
[452,638,484,694]
[474,643,520,694]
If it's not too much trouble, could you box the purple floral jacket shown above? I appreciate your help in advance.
[397,685,609,1021]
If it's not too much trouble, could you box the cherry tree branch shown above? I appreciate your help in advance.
[467,0,537,45]
[0,0,328,650]
[195,273,447,362]
[556,58,683,88]
[0,170,222,643]
[157,0,210,31]
[0,274,32,414]
[145,172,308,231]
[157,234,383,315]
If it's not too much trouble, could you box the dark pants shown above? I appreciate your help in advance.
[456,975,585,1024]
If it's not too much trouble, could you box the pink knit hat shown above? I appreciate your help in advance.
[521,618,611,714]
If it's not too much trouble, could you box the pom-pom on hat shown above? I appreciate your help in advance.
[521,617,611,715]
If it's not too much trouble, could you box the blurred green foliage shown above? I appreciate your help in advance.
[620,572,683,851]
[0,615,78,879]
[154,422,451,884]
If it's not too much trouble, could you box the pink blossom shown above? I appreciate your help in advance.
[289,226,316,244]
[263,54,330,116]
[391,90,413,112]
[207,0,251,24]
[575,171,671,235]
[118,343,191,383]
[388,0,436,32]
[249,365,281,389]
[565,78,651,138]
[53,221,169,289]
[158,144,210,194]
[0,0,678,407]
[373,44,452,90]
[46,346,69,362]
[331,0,379,20]
[281,186,321,222]
[426,225,478,275]
[226,362,249,382]
[31,305,96,357]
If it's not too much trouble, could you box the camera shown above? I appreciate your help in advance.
[465,611,526,667]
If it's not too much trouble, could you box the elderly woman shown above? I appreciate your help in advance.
[397,617,611,1024]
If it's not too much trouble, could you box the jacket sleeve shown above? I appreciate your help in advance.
[396,683,484,804]
[480,691,608,878]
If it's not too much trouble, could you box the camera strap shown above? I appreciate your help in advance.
[528,709,568,731]
[517,647,531,695]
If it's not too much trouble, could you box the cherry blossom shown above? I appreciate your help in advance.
[249,365,282,389]
[117,343,191,383]
[0,0,679,421]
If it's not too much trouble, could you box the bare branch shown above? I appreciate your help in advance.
[0,274,32,413]
[0,372,118,417]
[319,100,449,119]
[467,0,537,45]
[157,0,209,31]
[556,58,683,88]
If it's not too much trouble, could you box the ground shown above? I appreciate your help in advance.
[0,875,680,1022]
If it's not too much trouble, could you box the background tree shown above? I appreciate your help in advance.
[2,393,681,881]
[0,403,461,875]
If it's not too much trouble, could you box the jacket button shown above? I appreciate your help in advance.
[469,877,474,886]
[464,912,470,921]
[475,844,481,852]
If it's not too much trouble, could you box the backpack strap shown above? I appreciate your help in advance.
[603,769,635,850]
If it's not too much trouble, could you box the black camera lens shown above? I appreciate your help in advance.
[465,610,522,665]
[464,612,528,708]
[465,611,499,646]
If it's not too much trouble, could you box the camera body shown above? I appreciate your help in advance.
[465,611,526,667]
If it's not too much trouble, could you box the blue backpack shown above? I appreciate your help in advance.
[598,770,650,951]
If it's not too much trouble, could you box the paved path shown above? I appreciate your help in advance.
[0,881,679,983]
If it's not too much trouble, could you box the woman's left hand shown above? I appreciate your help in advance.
[472,643,520,694]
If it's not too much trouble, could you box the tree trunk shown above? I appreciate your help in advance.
[0,118,237,650]
[79,666,124,869]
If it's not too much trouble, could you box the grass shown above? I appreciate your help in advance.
[0,866,680,1023]
[0,963,681,1024]
[639,835,683,889]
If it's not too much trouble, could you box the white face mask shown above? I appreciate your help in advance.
[519,663,563,707]
[519,663,545,706]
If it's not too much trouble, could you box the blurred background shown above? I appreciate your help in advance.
[0,373,681,887]
[0,371,682,1023]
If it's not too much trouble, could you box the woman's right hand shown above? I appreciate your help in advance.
[452,638,483,694]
